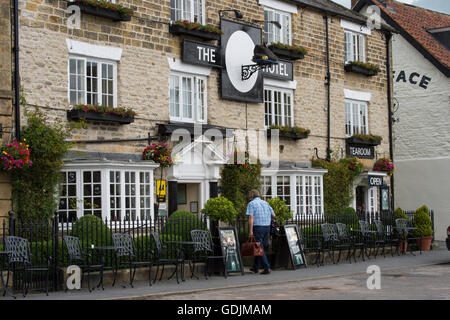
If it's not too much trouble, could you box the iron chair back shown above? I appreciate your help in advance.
[5,236,32,265]
[190,230,214,254]
[63,236,85,263]
[112,233,136,259]
[321,223,340,242]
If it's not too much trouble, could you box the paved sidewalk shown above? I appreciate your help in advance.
[2,249,449,300]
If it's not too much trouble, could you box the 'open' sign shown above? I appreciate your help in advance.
[368,176,383,187]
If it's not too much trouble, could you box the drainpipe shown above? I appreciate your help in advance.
[324,15,331,162]
[385,31,395,210]
[13,0,20,141]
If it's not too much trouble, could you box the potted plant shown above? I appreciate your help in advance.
[413,205,433,251]
[268,42,307,60]
[169,20,223,41]
[266,198,293,268]
[344,61,381,76]
[67,104,136,124]
[346,133,382,146]
[373,158,394,176]
[267,125,310,140]
[70,0,134,22]
[0,139,32,171]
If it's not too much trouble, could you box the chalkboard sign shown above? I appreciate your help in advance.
[283,224,307,269]
[218,227,244,275]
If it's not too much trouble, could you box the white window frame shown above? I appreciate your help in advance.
[345,99,369,137]
[58,162,158,223]
[261,171,325,217]
[68,55,117,107]
[264,86,294,128]
[169,71,207,124]
[264,7,292,45]
[171,0,205,24]
[344,30,366,64]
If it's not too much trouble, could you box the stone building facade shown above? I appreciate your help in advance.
[15,0,393,221]
[0,0,13,219]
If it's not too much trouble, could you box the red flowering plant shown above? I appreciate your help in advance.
[72,104,136,118]
[143,142,174,168]
[373,158,394,176]
[339,157,363,176]
[74,0,134,17]
[1,139,32,171]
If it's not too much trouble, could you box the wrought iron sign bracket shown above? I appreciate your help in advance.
[241,60,278,81]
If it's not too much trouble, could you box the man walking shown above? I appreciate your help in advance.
[246,189,275,274]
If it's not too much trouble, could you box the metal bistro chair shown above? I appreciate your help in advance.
[335,223,365,263]
[190,230,227,279]
[373,220,395,258]
[395,219,422,256]
[358,220,378,259]
[150,232,184,284]
[320,223,347,265]
[4,236,52,297]
[63,236,104,292]
[112,233,153,288]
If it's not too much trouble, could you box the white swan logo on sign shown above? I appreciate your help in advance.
[225,31,257,93]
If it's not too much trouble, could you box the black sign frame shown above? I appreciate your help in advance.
[262,59,293,81]
[182,39,222,68]
[368,175,384,187]
[346,143,375,159]
[218,227,245,275]
[283,224,307,269]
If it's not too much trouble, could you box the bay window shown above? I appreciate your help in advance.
[170,72,207,123]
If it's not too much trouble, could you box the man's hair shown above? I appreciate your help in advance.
[249,189,260,199]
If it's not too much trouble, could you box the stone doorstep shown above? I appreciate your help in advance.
[0,242,439,290]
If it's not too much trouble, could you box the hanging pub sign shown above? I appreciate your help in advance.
[368,175,384,187]
[346,143,375,159]
[182,40,222,68]
[262,59,293,81]
[218,227,244,275]
[283,224,307,269]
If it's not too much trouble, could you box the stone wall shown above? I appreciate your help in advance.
[17,0,390,165]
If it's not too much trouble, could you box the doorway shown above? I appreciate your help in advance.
[176,183,201,214]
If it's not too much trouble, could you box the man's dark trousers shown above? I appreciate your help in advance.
[253,225,271,271]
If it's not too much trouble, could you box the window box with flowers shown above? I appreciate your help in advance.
[344,61,380,77]
[267,125,310,140]
[346,134,382,146]
[268,42,307,61]
[67,104,136,124]
[373,158,394,176]
[169,20,222,41]
[70,0,134,22]
[1,139,32,171]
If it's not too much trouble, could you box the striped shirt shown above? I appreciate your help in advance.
[246,197,274,226]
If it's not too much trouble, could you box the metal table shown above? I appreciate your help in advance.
[87,246,122,289]
[165,241,201,281]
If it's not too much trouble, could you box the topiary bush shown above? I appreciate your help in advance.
[71,214,112,246]
[267,197,293,226]
[162,210,207,241]
[413,205,433,237]
[342,207,358,224]
[201,197,237,224]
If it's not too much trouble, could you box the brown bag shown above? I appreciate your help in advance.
[241,236,264,257]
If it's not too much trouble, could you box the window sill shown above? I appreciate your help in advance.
[70,1,132,22]
[67,110,134,124]
[169,24,221,41]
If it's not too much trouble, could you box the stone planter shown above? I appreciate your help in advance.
[346,136,381,146]
[266,129,308,140]
[67,110,134,124]
[417,236,433,251]
[71,2,132,22]
[268,46,305,61]
[169,24,221,41]
[344,63,379,76]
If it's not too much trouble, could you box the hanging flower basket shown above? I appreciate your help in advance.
[1,139,32,171]
[267,125,310,140]
[67,104,136,124]
[169,20,222,41]
[143,143,174,168]
[70,0,134,22]
[344,61,380,77]
[268,42,307,61]
[373,158,394,176]
[340,157,363,176]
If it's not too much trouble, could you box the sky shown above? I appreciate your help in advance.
[331,0,450,14]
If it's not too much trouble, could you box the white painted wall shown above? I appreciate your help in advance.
[391,34,450,241]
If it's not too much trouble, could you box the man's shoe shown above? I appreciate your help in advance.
[249,268,258,274]
[260,269,271,275]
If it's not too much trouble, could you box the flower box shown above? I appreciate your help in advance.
[268,46,305,61]
[169,24,221,41]
[266,128,309,140]
[344,63,379,76]
[346,135,381,146]
[70,1,132,22]
[67,109,134,124]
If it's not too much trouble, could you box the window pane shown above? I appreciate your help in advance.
[182,77,192,119]
[264,89,272,127]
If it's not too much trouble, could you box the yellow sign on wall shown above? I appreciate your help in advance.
[156,180,166,200]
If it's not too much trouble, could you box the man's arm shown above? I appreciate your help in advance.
[248,215,254,236]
